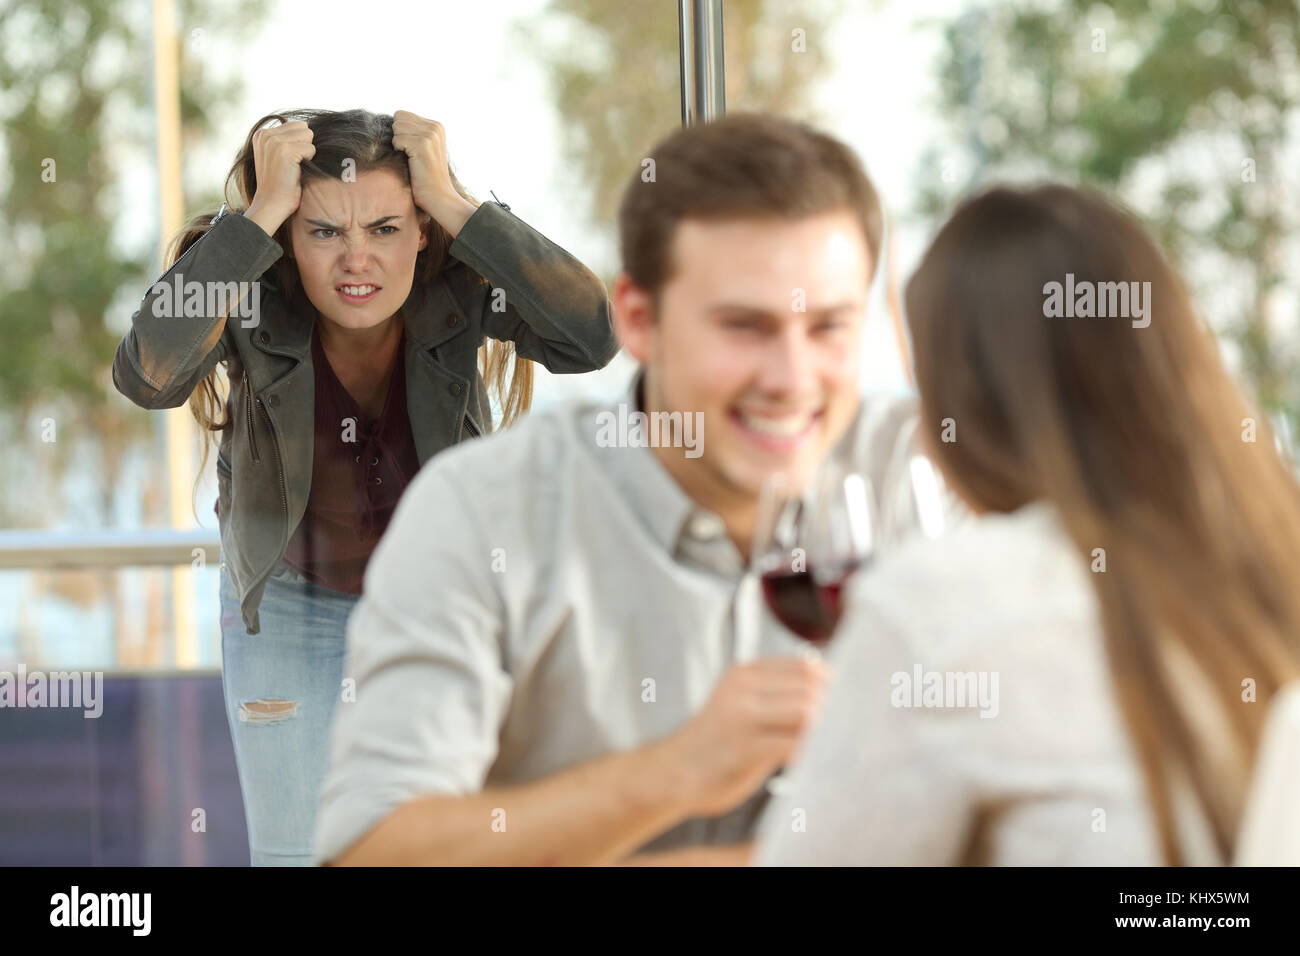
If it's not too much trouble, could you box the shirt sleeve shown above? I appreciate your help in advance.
[313,462,513,863]
[752,579,979,866]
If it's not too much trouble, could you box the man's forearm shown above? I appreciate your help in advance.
[330,734,699,865]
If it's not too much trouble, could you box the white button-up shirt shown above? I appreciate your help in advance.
[315,376,934,862]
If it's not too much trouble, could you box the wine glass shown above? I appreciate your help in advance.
[753,463,879,650]
[752,464,877,795]
[1270,411,1298,474]
[901,451,951,541]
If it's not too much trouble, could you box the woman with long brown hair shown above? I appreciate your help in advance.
[754,183,1300,865]
[113,108,617,864]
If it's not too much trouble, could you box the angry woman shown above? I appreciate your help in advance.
[113,108,617,865]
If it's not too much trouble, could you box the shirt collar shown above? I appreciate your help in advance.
[595,373,885,565]
[593,370,702,558]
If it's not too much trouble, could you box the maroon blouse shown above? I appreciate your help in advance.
[275,324,422,594]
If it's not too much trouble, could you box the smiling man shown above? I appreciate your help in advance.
[315,113,935,866]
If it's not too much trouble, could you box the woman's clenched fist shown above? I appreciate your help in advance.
[391,110,479,237]
[244,120,316,237]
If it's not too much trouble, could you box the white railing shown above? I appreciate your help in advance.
[0,529,220,570]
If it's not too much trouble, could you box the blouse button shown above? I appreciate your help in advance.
[370,456,379,466]
[354,455,361,464]
[374,476,383,485]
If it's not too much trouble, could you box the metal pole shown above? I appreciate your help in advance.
[151,0,199,668]
[678,0,726,127]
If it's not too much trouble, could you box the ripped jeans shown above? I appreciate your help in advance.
[219,559,357,866]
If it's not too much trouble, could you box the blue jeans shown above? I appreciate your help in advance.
[219,560,358,866]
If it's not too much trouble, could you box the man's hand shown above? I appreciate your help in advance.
[391,110,478,237]
[663,657,829,819]
[326,659,826,867]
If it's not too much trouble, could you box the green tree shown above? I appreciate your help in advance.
[0,0,268,657]
[0,0,268,523]
[520,0,840,265]
[917,0,1300,434]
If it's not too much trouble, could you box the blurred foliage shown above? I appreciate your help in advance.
[916,0,1300,432]
[0,0,267,527]
[519,0,840,273]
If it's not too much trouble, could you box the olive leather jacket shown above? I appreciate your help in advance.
[113,200,618,634]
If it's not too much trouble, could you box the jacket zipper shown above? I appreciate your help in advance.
[257,396,289,525]
[236,372,288,621]
[464,414,480,437]
[243,371,260,463]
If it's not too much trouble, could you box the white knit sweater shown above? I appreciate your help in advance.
[754,501,1224,866]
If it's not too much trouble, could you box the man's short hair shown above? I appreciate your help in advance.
[617,112,884,299]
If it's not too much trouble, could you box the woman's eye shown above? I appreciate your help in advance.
[310,228,336,239]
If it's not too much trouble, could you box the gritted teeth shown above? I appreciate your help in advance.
[738,411,818,437]
[338,284,379,295]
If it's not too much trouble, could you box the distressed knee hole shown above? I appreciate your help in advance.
[238,697,300,724]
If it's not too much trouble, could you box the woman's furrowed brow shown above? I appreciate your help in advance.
[303,214,403,229]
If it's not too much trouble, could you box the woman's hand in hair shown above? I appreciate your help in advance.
[244,120,316,237]
[392,110,478,238]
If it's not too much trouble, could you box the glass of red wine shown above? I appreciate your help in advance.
[753,464,876,796]
[754,464,878,651]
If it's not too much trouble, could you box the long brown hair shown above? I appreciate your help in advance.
[176,109,532,512]
[905,184,1300,864]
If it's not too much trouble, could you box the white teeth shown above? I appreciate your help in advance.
[340,285,377,296]
[739,412,813,437]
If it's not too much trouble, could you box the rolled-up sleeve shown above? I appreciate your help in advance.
[313,462,513,864]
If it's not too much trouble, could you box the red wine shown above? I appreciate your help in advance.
[760,562,860,644]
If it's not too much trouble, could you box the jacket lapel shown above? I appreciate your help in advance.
[401,276,474,463]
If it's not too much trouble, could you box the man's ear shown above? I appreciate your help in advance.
[612,272,657,363]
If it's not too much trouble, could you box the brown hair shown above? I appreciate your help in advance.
[905,183,1300,863]
[616,112,883,301]
[176,109,532,514]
